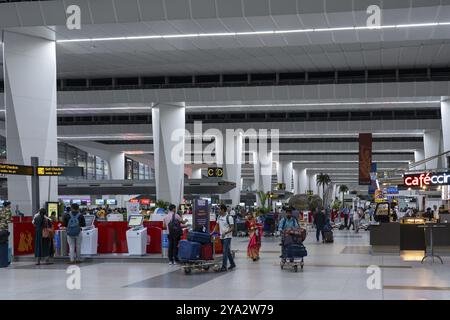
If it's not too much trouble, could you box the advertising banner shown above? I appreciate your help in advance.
[193,199,210,233]
[359,133,372,185]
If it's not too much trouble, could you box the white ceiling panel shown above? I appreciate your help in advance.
[381,48,401,68]
[325,12,355,28]
[298,13,329,28]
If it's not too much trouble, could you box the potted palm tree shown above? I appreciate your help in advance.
[316,173,331,206]
[338,185,349,208]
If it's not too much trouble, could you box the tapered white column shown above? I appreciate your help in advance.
[276,161,293,190]
[4,31,57,214]
[109,152,125,180]
[414,150,425,170]
[220,133,243,206]
[299,168,308,194]
[293,169,299,194]
[424,130,441,170]
[253,151,273,206]
[152,103,185,206]
[441,99,450,168]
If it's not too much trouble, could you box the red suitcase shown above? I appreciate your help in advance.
[201,243,213,260]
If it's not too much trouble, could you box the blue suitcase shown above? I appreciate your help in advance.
[187,231,211,244]
[178,240,201,261]
[285,243,307,258]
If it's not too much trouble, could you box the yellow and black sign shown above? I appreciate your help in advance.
[276,183,286,190]
[207,167,224,178]
[37,166,84,177]
[0,164,34,176]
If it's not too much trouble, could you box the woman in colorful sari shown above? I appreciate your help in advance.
[247,213,262,261]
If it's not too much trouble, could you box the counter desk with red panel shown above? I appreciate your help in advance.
[12,218,165,256]
[12,218,221,256]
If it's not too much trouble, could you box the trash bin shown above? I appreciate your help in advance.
[0,243,9,268]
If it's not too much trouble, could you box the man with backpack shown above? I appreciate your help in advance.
[63,203,86,264]
[278,208,299,232]
[163,204,187,265]
[212,204,235,272]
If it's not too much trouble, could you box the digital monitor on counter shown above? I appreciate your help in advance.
[128,215,143,227]
[72,199,81,205]
[95,199,105,206]
[106,199,117,205]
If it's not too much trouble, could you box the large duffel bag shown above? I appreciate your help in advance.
[284,243,307,258]
[187,231,211,244]
[178,240,201,261]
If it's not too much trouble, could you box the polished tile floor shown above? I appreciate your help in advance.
[1,229,450,300]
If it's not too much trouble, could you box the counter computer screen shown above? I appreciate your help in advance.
[128,215,143,227]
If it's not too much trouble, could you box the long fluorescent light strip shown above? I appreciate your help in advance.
[187,101,440,109]
[0,100,438,113]
[56,22,450,43]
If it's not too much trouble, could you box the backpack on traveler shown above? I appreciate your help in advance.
[168,213,183,237]
[67,212,81,237]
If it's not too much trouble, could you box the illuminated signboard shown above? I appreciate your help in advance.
[207,167,223,178]
[403,172,450,188]
[0,164,34,176]
[37,166,84,177]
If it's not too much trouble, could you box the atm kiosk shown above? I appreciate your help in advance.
[81,215,98,255]
[126,215,147,256]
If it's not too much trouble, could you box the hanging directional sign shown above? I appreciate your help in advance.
[0,163,34,176]
[207,167,224,178]
[36,166,84,177]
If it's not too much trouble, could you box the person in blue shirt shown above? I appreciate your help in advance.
[278,208,299,232]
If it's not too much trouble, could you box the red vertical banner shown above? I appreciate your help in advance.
[359,133,372,185]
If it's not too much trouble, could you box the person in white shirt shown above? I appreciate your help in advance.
[353,208,361,233]
[212,204,235,272]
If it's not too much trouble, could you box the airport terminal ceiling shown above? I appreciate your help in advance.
[0,0,450,304]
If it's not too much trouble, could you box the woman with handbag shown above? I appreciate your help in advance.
[32,208,54,265]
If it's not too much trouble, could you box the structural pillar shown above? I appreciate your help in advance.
[299,168,308,194]
[152,103,185,206]
[253,151,273,206]
[109,152,125,180]
[441,98,450,168]
[4,31,58,214]
[424,130,441,170]
[414,150,425,170]
[293,169,299,194]
[276,161,293,191]
[220,133,243,206]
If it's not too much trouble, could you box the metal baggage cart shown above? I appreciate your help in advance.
[279,230,307,272]
[180,236,236,275]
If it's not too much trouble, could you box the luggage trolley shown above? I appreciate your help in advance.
[180,235,236,275]
[279,229,308,272]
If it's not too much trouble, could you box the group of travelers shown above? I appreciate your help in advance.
[31,203,86,265]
